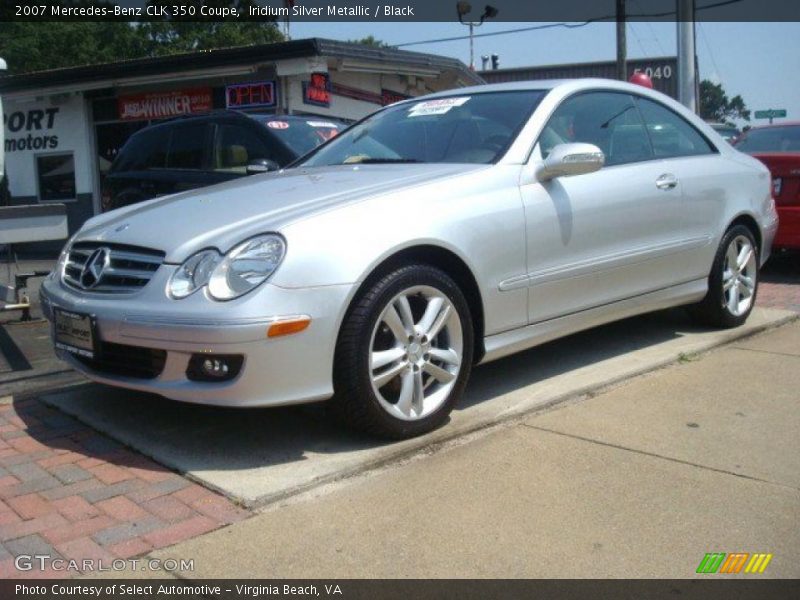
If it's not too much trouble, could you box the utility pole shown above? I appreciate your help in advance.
[677,0,697,112]
[616,0,627,81]
[456,3,499,70]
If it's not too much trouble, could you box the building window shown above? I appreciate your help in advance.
[36,153,76,202]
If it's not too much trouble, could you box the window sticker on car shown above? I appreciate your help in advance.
[267,121,290,129]
[307,121,339,128]
[408,97,470,117]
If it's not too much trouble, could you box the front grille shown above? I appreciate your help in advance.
[75,341,166,379]
[63,242,165,293]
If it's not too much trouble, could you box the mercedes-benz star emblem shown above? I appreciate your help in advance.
[80,247,111,289]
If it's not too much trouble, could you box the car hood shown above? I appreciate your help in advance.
[77,164,487,262]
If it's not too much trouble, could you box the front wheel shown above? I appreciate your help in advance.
[332,264,474,439]
[690,225,759,328]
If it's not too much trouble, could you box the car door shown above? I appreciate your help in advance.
[521,90,687,324]
[633,95,727,281]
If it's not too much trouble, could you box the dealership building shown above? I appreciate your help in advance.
[0,38,480,252]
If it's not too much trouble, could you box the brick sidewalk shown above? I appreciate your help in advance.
[758,253,800,313]
[0,397,248,579]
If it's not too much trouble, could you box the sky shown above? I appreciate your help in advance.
[289,21,800,126]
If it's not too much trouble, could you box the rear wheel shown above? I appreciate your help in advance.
[332,264,474,439]
[690,225,759,328]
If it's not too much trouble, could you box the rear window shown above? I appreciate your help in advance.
[735,126,800,153]
[256,118,345,156]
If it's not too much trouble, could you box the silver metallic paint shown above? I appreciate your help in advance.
[41,79,777,408]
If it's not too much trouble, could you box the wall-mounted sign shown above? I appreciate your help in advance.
[381,89,410,106]
[118,88,212,121]
[3,107,61,152]
[302,72,331,108]
[226,81,277,110]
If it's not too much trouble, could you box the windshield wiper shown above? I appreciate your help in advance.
[356,158,423,164]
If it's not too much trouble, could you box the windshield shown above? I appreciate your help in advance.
[255,117,346,156]
[735,125,800,153]
[299,90,546,167]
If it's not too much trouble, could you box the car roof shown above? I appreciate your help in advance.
[744,121,800,131]
[143,110,346,129]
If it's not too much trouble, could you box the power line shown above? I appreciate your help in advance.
[628,22,649,58]
[630,0,669,55]
[393,0,743,49]
[698,22,723,82]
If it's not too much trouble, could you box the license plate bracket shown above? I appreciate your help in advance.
[54,309,97,359]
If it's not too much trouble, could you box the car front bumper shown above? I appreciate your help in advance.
[40,267,354,407]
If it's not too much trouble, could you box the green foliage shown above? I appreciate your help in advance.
[699,79,751,124]
[0,0,283,75]
[347,36,390,48]
[141,0,283,56]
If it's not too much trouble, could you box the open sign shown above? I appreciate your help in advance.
[226,81,277,110]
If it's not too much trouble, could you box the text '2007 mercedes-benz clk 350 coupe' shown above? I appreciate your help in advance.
[41,79,779,439]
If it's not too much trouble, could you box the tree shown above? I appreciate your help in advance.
[347,36,390,48]
[141,0,283,56]
[0,1,283,75]
[0,21,152,74]
[699,80,751,124]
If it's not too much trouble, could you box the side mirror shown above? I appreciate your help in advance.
[536,143,605,182]
[246,158,280,175]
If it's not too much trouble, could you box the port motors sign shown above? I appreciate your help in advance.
[117,88,212,121]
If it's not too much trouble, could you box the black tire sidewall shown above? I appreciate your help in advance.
[706,225,759,328]
[335,264,474,439]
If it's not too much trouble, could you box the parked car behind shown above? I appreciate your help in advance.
[102,111,345,211]
[735,123,800,249]
[43,79,777,439]
[708,122,741,143]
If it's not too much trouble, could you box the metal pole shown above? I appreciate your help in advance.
[469,22,474,69]
[677,0,697,112]
[616,0,627,81]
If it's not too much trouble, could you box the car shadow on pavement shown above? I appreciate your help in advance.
[26,307,696,475]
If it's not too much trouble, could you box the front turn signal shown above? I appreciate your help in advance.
[267,316,311,338]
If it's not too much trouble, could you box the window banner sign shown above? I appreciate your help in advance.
[381,89,411,106]
[302,72,332,108]
[226,81,277,110]
[117,88,213,121]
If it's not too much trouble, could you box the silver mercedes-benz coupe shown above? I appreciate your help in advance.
[42,79,778,438]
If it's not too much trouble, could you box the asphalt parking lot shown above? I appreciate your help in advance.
[0,254,798,577]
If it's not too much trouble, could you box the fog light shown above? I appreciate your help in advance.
[204,359,228,376]
[186,354,243,382]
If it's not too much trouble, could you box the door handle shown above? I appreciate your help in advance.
[655,173,678,190]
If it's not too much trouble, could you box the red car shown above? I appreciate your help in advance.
[735,123,800,249]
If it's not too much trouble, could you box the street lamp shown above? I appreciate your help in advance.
[456,3,499,70]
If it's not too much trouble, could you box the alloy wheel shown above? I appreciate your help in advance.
[369,285,463,421]
[722,234,757,317]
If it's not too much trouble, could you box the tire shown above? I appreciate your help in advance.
[690,224,759,328]
[331,264,474,439]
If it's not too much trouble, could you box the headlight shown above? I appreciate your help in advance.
[168,250,221,299]
[54,235,77,279]
[208,234,286,300]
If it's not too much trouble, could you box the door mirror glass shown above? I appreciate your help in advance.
[246,158,280,175]
[537,143,605,181]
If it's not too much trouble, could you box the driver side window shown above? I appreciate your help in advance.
[539,91,654,167]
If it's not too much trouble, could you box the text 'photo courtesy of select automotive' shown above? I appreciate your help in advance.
[0,1,798,598]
